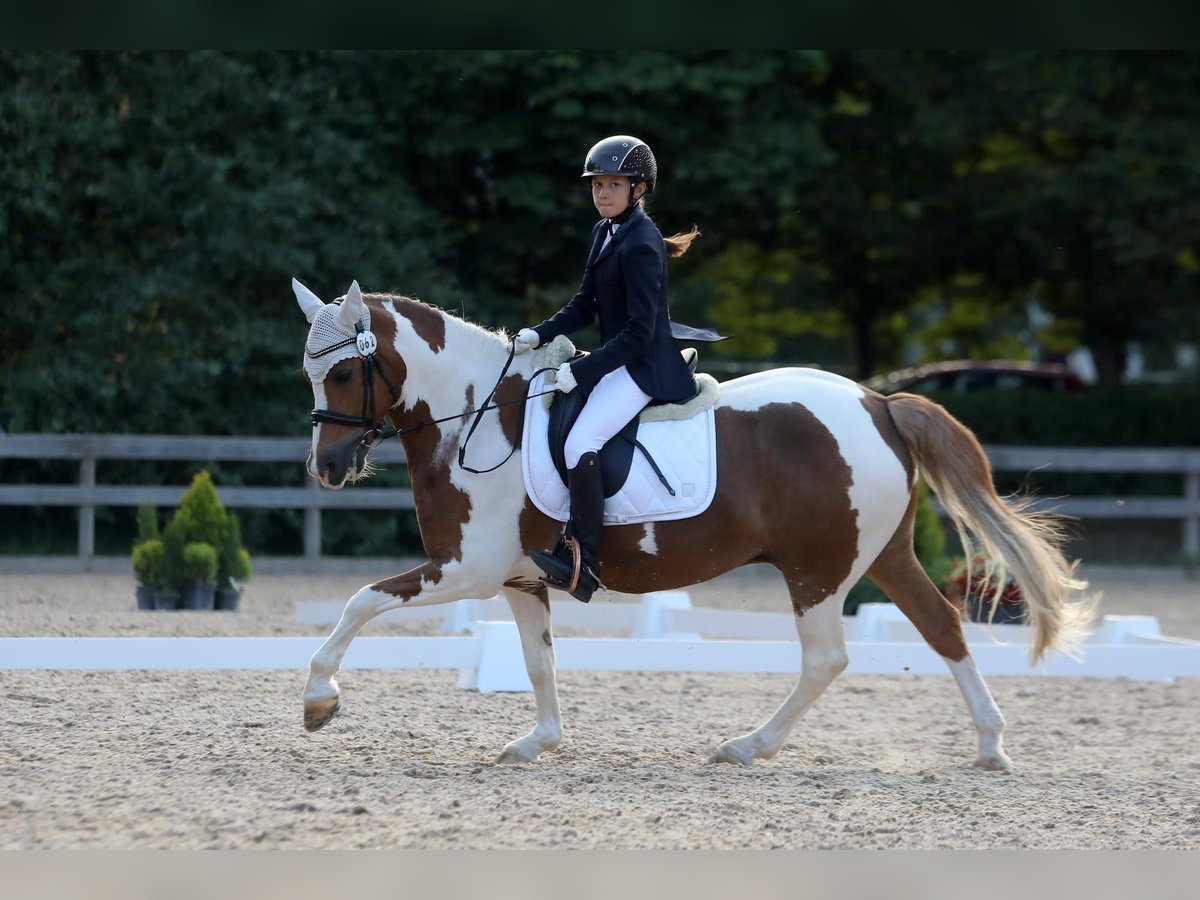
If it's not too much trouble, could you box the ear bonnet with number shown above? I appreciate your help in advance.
[295,279,375,382]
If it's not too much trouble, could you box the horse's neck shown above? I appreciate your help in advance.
[386,304,516,450]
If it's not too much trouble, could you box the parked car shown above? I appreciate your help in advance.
[863,360,1087,396]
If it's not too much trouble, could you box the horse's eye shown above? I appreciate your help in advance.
[331,368,354,385]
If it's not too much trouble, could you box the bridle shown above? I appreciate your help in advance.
[307,321,557,474]
[308,322,401,444]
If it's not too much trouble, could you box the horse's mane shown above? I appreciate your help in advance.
[364,292,512,352]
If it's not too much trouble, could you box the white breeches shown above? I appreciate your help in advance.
[564,366,652,469]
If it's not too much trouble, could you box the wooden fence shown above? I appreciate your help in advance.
[1,434,1197,572]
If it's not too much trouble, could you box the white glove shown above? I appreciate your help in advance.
[555,362,578,393]
[513,328,540,355]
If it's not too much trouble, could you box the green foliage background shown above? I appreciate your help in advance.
[5,51,1200,438]
[3,52,1198,561]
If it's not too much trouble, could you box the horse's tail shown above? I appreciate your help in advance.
[885,392,1097,664]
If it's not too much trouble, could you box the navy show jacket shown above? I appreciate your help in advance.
[533,206,695,403]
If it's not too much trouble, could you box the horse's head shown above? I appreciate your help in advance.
[294,278,402,489]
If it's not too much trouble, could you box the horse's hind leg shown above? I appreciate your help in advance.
[711,587,848,766]
[867,543,1012,771]
[495,581,562,764]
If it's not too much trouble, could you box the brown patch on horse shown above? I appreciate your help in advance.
[597,404,860,616]
[861,391,914,483]
[518,497,561,555]
[372,561,444,602]
[385,295,446,353]
[503,577,551,611]
[381,399,473,585]
[493,374,527,450]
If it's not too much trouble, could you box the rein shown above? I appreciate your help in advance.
[310,333,557,474]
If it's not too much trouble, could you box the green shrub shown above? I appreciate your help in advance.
[182,542,218,585]
[932,387,1200,447]
[176,471,228,548]
[144,471,252,593]
[131,539,165,588]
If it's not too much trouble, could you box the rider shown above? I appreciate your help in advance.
[512,135,700,602]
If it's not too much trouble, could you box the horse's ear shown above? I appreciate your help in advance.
[292,278,325,324]
[335,280,364,329]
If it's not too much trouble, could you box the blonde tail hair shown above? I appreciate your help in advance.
[886,392,1097,664]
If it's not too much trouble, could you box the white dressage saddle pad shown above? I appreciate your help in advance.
[521,370,718,525]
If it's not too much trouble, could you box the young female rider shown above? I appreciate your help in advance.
[511,135,700,602]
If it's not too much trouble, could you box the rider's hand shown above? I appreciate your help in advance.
[513,328,540,355]
[555,362,578,394]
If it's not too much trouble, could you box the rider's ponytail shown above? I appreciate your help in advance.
[663,226,700,258]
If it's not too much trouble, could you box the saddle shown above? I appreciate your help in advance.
[547,348,700,498]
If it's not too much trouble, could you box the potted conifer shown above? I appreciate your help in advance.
[180,541,218,610]
[131,538,164,611]
[131,500,161,610]
[134,471,252,612]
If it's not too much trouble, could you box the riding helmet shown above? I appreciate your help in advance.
[581,135,657,190]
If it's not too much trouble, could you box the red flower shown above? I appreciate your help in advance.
[943,556,1023,607]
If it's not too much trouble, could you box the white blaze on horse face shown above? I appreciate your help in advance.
[310,381,328,481]
[717,369,911,598]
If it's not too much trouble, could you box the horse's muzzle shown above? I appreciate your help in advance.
[313,436,369,489]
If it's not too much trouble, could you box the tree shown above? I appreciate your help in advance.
[939,52,1200,386]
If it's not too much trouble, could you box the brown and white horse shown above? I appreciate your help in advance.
[294,279,1094,770]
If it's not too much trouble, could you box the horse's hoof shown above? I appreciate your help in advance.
[303,697,340,732]
[495,742,541,765]
[973,753,1012,772]
[494,749,532,765]
[709,742,755,766]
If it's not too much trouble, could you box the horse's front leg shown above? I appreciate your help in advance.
[302,559,495,732]
[495,581,562,764]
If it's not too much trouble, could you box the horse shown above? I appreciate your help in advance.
[293,278,1095,770]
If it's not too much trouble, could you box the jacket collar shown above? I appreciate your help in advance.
[593,204,646,266]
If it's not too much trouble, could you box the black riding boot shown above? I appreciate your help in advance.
[530,451,603,602]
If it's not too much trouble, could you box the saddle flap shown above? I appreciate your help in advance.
[546,380,638,498]
[523,369,718,527]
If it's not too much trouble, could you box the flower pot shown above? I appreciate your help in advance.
[966,592,1025,625]
[154,589,181,611]
[214,587,241,612]
[135,584,156,611]
[181,581,216,611]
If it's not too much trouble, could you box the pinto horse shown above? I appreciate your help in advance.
[294,279,1094,770]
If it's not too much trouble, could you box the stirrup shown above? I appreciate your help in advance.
[530,537,600,603]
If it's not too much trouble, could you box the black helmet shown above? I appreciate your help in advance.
[581,135,657,190]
